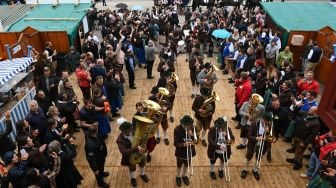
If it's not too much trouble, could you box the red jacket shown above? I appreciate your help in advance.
[297,79,320,96]
[235,79,252,108]
[76,68,90,88]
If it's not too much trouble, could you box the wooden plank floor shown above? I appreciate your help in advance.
[70,54,309,188]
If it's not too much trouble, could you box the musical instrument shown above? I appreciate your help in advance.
[265,113,277,143]
[167,73,179,97]
[199,91,220,118]
[142,100,162,124]
[256,128,266,169]
[248,93,264,122]
[185,126,196,175]
[142,100,163,137]
[129,116,155,165]
[255,114,276,169]
[158,87,170,113]
[204,64,219,89]
[222,116,232,182]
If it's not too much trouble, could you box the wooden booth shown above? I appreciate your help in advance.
[0,3,92,60]
[261,2,336,85]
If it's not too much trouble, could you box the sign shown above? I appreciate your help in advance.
[82,16,89,34]
[12,44,22,54]
[291,35,304,46]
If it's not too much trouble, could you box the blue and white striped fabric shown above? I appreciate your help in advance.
[0,87,36,141]
[0,57,33,85]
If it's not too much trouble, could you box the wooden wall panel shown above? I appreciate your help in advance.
[318,62,336,129]
[314,27,336,84]
[0,32,21,59]
[0,30,70,60]
[41,31,70,54]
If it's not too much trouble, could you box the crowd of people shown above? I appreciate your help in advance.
[0,1,335,188]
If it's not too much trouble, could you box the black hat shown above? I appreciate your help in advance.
[214,117,227,128]
[200,87,211,96]
[119,122,133,132]
[204,62,211,69]
[162,70,171,77]
[151,86,159,94]
[180,115,194,125]
[3,151,15,165]
[261,112,273,121]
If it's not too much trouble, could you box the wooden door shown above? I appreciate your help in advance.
[318,62,336,129]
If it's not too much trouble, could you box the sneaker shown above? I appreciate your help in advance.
[130,86,137,89]
[218,170,224,179]
[156,137,161,144]
[182,176,190,185]
[236,144,246,149]
[201,140,207,147]
[140,174,149,182]
[252,170,260,181]
[112,113,121,117]
[241,170,248,179]
[222,70,229,75]
[101,172,110,177]
[231,116,239,121]
[99,182,109,188]
[170,116,174,123]
[176,177,182,187]
[164,138,169,145]
[210,171,216,180]
[131,178,137,187]
[286,158,296,164]
[300,174,309,179]
[286,147,296,153]
[293,163,302,170]
[191,94,195,98]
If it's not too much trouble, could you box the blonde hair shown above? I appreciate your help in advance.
[48,106,58,116]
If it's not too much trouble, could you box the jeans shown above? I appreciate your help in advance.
[307,152,320,178]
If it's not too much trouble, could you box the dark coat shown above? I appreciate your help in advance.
[84,135,107,172]
[8,161,29,188]
[105,78,122,98]
[243,54,256,72]
[174,125,196,159]
[192,95,215,122]
[266,106,290,136]
[0,120,16,157]
[247,121,271,154]
[116,133,138,166]
[157,60,175,77]
[34,96,52,114]
[56,141,83,187]
[207,126,234,160]
[38,75,59,100]
[279,89,294,108]
[295,116,320,146]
